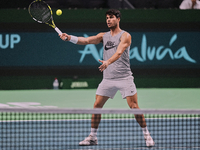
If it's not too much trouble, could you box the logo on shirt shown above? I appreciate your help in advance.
[104,41,117,50]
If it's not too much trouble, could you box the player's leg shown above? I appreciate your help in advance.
[126,94,155,147]
[91,95,109,129]
[126,93,146,127]
[79,78,117,146]
[79,95,109,146]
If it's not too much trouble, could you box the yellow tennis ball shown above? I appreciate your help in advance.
[56,9,62,16]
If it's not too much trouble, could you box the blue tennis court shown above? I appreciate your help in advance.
[0,111,199,150]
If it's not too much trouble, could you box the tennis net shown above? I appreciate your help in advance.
[0,108,199,150]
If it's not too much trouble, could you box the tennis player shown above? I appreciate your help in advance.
[60,9,155,147]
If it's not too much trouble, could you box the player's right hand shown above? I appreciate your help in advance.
[59,33,69,41]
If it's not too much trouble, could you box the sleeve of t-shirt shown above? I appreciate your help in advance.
[179,0,192,9]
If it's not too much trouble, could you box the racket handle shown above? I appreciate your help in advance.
[55,27,68,40]
[55,27,62,35]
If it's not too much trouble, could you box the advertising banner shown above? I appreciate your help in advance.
[0,32,199,68]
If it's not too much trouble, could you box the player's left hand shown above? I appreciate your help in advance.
[98,60,109,72]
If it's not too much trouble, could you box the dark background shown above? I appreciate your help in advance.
[0,0,184,9]
[0,0,200,89]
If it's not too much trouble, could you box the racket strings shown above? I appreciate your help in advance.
[29,1,51,23]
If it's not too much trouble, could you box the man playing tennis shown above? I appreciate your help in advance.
[60,9,155,147]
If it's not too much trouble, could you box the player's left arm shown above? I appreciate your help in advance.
[98,32,131,72]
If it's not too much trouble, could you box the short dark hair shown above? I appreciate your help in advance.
[106,9,121,18]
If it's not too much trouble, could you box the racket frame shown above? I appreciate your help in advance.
[28,0,63,35]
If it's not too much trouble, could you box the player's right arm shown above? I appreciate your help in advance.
[59,32,105,45]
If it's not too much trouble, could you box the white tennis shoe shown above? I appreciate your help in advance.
[144,133,155,147]
[79,134,154,147]
[79,135,98,146]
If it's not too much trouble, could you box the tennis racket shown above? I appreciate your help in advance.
[28,0,65,38]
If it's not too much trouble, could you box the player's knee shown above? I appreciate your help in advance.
[93,102,103,108]
[129,101,139,109]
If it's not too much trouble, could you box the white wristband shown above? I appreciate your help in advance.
[69,35,78,44]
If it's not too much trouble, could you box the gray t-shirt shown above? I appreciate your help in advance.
[102,30,133,79]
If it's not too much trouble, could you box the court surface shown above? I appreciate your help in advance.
[0,88,199,150]
[0,88,200,109]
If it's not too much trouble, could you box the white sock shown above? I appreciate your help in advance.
[90,128,98,137]
[142,127,150,135]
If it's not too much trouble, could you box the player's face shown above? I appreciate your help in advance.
[106,14,119,29]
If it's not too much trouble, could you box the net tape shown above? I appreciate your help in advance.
[0,108,200,114]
